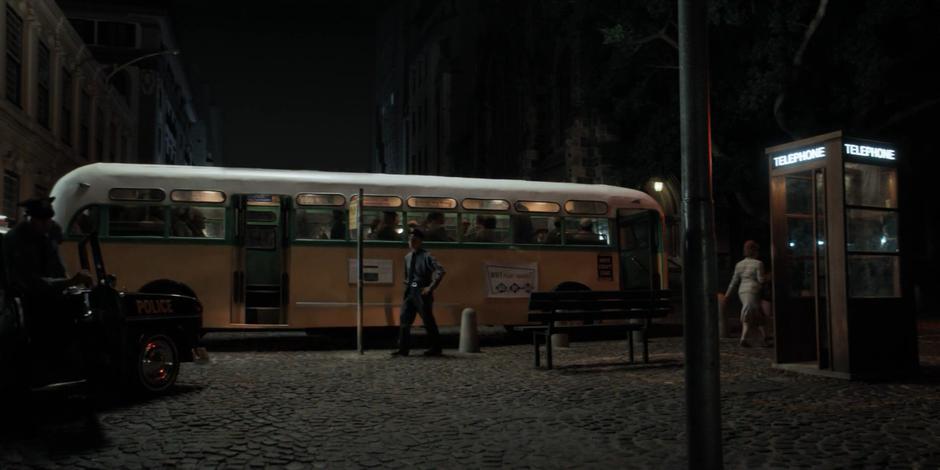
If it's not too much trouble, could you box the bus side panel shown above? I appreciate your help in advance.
[288,245,620,328]
[61,241,234,329]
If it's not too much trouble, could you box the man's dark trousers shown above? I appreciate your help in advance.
[398,286,441,354]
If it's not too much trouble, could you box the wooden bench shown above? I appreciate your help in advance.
[526,290,672,369]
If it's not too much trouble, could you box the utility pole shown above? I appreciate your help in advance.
[678,0,723,468]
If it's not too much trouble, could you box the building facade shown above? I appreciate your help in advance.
[0,0,137,224]
[374,0,622,185]
[58,0,216,166]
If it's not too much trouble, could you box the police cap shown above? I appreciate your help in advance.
[19,197,55,219]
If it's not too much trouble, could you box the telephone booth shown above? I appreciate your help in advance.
[766,131,918,379]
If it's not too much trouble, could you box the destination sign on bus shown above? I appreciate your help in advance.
[771,146,827,168]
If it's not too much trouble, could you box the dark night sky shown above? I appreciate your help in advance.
[171,1,376,171]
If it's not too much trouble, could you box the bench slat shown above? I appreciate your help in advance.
[528,309,669,322]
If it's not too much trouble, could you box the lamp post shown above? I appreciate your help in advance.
[104,49,180,86]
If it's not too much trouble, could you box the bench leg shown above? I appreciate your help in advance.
[534,332,541,368]
[642,329,649,363]
[546,333,553,370]
[628,329,635,363]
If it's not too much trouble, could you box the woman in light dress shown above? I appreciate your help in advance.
[723,240,771,347]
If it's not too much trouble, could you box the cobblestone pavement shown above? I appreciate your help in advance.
[1,329,939,469]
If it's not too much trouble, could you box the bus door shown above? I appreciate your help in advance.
[617,209,661,290]
[232,194,291,325]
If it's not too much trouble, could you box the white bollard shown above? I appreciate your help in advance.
[551,333,570,348]
[459,308,480,353]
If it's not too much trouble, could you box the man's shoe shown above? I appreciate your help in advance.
[390,350,409,357]
[422,348,443,357]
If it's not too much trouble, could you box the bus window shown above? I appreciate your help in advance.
[109,188,165,202]
[564,200,608,215]
[296,209,346,240]
[565,217,610,245]
[352,210,403,241]
[296,193,345,207]
[68,206,100,236]
[408,211,458,242]
[169,206,225,238]
[360,195,402,208]
[462,198,510,211]
[514,201,560,213]
[512,214,561,245]
[462,213,510,243]
[108,205,165,237]
[407,196,457,210]
[170,190,226,204]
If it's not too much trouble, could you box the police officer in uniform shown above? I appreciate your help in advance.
[3,197,91,295]
[391,228,445,357]
[2,198,92,382]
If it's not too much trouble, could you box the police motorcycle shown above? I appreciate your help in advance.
[0,232,204,396]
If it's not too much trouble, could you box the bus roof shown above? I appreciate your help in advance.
[50,163,663,219]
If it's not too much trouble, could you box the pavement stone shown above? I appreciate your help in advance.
[0,330,939,469]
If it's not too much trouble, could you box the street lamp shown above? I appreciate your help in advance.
[653,180,664,192]
[105,49,180,85]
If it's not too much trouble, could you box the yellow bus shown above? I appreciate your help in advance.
[50,163,666,331]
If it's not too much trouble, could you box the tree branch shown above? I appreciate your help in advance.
[876,98,940,132]
[629,27,678,50]
[774,0,830,139]
[793,0,830,67]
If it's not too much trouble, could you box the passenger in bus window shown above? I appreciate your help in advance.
[511,215,533,244]
[329,210,346,240]
[568,218,604,245]
[471,215,499,242]
[373,211,401,241]
[366,216,381,239]
[187,208,207,237]
[171,207,194,237]
[546,217,562,244]
[459,217,472,240]
[423,212,452,241]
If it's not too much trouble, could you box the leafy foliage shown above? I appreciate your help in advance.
[572,0,940,192]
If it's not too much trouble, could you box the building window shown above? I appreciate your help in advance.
[68,18,139,48]
[37,41,52,128]
[79,91,90,159]
[71,18,95,44]
[61,69,73,145]
[96,21,137,48]
[5,6,24,107]
[2,171,20,218]
[96,108,105,161]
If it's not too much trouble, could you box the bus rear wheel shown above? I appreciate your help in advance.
[132,333,179,394]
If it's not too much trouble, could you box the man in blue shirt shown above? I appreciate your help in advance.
[391,228,445,357]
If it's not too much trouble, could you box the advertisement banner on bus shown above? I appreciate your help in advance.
[484,262,538,298]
